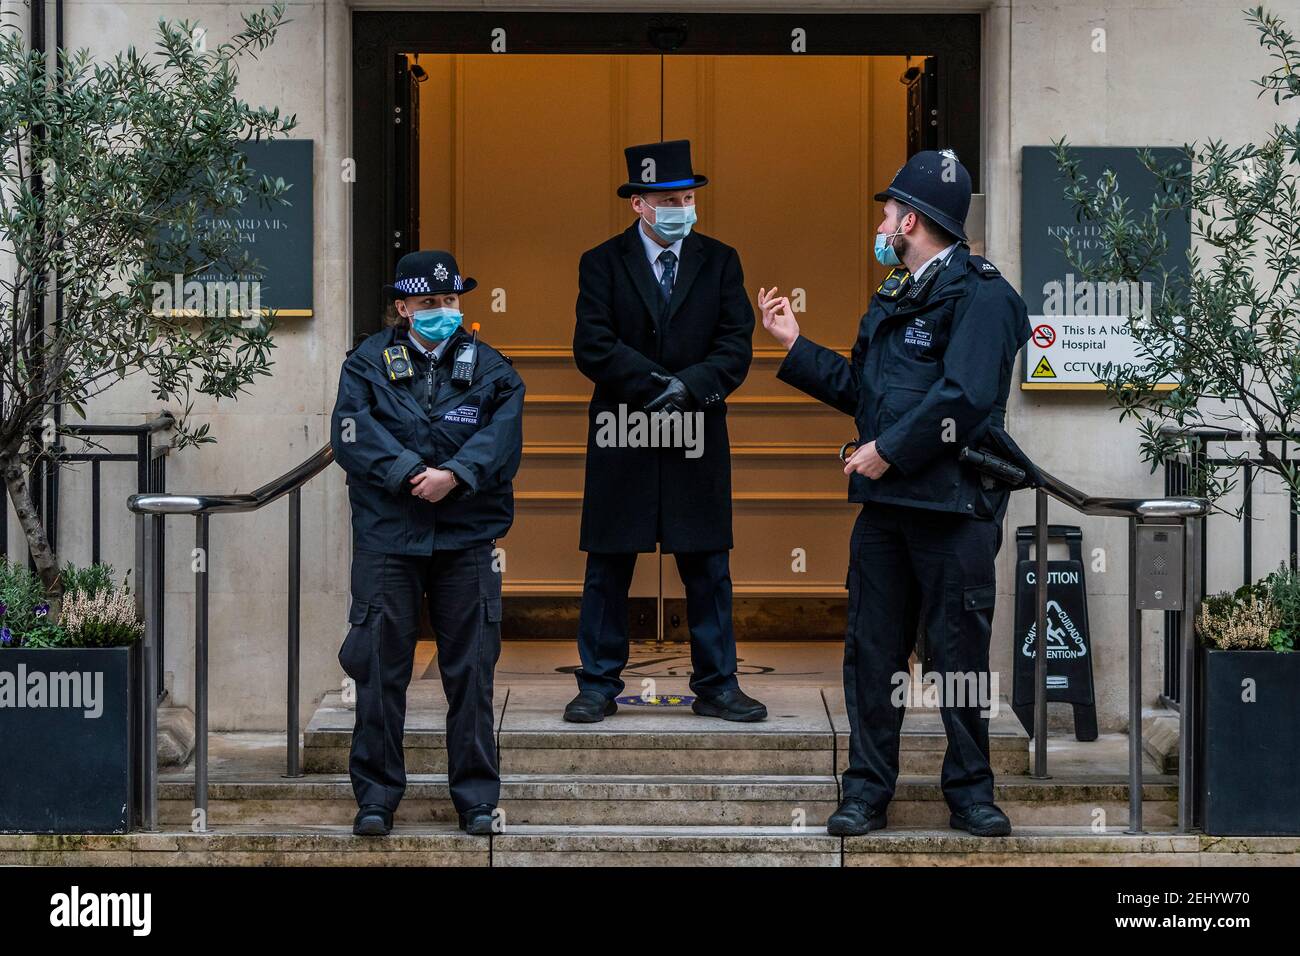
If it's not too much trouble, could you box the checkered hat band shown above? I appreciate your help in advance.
[395,275,462,293]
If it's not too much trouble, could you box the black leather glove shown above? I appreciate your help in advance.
[644,372,692,413]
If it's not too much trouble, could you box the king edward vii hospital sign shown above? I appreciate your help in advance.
[159,139,314,319]
[1020,146,1188,390]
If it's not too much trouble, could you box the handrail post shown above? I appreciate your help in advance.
[1126,517,1144,834]
[1031,488,1049,779]
[1178,515,1201,832]
[195,514,210,830]
[137,511,159,831]
[285,488,302,778]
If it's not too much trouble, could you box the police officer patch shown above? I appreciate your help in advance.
[444,403,480,425]
[903,318,932,348]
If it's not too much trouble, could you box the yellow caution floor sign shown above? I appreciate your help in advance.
[1031,356,1057,379]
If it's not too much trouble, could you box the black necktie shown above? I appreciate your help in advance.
[657,249,677,306]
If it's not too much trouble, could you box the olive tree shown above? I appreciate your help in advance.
[1052,6,1300,511]
[0,4,295,594]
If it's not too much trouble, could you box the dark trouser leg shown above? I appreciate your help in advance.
[427,543,503,812]
[348,548,424,812]
[907,511,1000,811]
[574,552,638,698]
[841,506,920,809]
[672,549,740,697]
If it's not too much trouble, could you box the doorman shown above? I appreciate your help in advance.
[759,149,1034,837]
[330,250,525,836]
[565,139,767,724]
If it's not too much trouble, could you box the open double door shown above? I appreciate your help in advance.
[353,12,980,639]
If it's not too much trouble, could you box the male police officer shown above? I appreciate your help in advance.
[565,139,765,724]
[760,150,1032,837]
[330,250,525,837]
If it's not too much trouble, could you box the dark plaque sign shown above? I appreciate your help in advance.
[190,138,314,317]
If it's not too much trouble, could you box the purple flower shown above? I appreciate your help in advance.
[34,602,48,618]
[0,626,11,647]
[0,601,7,617]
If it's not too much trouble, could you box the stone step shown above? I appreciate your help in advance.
[303,686,1030,777]
[6,826,1288,867]
[157,773,1176,828]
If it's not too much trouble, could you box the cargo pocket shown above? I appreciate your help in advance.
[483,596,502,624]
[339,600,377,683]
[962,583,997,612]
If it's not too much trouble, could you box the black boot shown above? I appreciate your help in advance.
[691,687,767,722]
[352,804,393,836]
[826,797,887,836]
[949,802,1012,836]
[563,689,618,723]
[458,803,498,836]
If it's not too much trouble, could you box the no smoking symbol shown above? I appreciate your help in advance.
[1032,324,1056,348]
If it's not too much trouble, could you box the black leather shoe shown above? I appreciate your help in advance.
[352,804,393,836]
[692,687,767,722]
[826,797,888,836]
[458,804,497,836]
[949,802,1012,836]
[563,690,617,723]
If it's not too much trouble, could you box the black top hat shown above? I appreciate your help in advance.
[383,250,478,300]
[873,148,972,242]
[617,139,709,198]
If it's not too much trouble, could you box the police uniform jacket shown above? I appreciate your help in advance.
[777,243,1032,519]
[329,324,525,553]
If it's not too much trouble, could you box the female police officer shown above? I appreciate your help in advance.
[330,250,525,836]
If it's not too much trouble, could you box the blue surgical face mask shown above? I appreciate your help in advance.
[874,227,904,267]
[644,201,697,243]
[409,306,462,342]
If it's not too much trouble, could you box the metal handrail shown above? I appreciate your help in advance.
[1025,466,1209,835]
[128,435,1213,836]
[1158,424,1298,442]
[127,442,336,831]
[61,412,176,437]
[128,444,334,516]
[1037,467,1209,519]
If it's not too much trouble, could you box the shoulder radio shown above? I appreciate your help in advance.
[451,322,480,388]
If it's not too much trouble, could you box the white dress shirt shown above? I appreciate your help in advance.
[639,221,685,285]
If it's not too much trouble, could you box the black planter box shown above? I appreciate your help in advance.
[0,645,138,833]
[1199,647,1300,835]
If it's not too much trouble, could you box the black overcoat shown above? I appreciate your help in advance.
[573,221,754,553]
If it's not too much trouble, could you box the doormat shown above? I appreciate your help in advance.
[614,694,696,707]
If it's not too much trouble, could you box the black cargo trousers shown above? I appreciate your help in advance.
[340,541,503,813]
[840,499,1005,815]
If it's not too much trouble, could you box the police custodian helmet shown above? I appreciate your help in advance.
[873,148,972,242]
